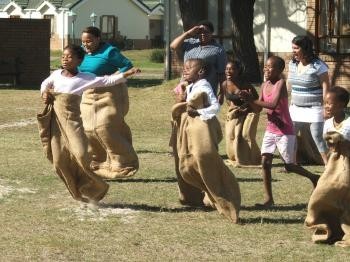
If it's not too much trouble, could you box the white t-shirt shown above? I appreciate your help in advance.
[186,79,220,120]
[40,69,126,96]
[323,115,350,141]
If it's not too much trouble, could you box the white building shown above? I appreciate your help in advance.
[0,0,164,50]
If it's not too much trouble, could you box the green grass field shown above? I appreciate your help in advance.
[0,51,348,261]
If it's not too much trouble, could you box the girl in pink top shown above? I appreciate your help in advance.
[241,56,319,207]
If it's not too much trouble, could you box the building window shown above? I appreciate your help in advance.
[9,15,20,18]
[318,0,350,53]
[44,15,56,36]
[100,15,116,41]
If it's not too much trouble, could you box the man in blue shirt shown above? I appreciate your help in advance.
[170,20,227,104]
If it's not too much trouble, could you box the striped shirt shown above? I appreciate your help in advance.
[183,38,227,93]
[288,59,328,107]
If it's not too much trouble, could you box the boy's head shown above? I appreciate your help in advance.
[183,59,210,83]
[264,56,285,81]
[61,44,85,71]
[324,86,350,119]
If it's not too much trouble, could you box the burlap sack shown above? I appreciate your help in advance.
[37,93,109,202]
[305,132,350,247]
[37,103,53,162]
[173,92,241,223]
[296,124,324,165]
[81,83,139,179]
[170,103,204,206]
[225,106,261,167]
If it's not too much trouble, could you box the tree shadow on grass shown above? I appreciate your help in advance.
[136,149,171,154]
[241,203,307,212]
[237,178,279,183]
[239,216,305,224]
[107,177,177,183]
[128,78,164,88]
[99,202,214,213]
[108,177,278,183]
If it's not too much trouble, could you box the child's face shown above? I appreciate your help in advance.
[225,63,238,80]
[61,49,81,71]
[264,58,280,81]
[324,92,345,119]
[183,60,200,83]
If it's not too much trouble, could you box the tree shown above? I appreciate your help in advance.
[230,0,261,83]
[178,0,208,31]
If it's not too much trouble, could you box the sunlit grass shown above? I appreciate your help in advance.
[0,52,347,260]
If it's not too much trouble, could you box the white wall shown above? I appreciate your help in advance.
[168,0,308,52]
[253,0,307,53]
[72,0,150,39]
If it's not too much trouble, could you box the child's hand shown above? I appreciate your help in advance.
[238,107,248,116]
[239,90,253,101]
[123,67,141,78]
[42,91,53,105]
[187,107,200,117]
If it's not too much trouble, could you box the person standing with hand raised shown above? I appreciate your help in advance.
[170,20,227,104]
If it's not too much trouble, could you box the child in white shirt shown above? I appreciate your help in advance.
[178,58,219,120]
[41,44,139,99]
[305,86,350,247]
[38,44,139,204]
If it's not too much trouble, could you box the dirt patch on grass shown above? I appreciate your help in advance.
[0,118,36,129]
[0,179,37,199]
[61,204,140,222]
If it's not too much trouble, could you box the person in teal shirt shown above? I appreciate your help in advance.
[79,29,133,75]
[79,26,139,180]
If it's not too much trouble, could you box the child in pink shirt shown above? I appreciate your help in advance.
[241,56,319,207]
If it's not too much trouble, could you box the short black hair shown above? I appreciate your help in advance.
[64,44,85,60]
[82,26,101,38]
[268,55,285,71]
[187,58,211,78]
[197,20,214,33]
[327,86,350,106]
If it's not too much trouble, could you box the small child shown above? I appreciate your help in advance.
[39,44,139,204]
[241,56,319,207]
[223,60,261,166]
[179,58,220,120]
[223,60,256,113]
[305,86,350,246]
[172,58,241,223]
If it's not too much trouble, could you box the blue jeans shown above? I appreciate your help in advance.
[293,121,327,153]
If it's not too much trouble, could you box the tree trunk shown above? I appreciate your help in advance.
[178,0,208,31]
[230,0,262,83]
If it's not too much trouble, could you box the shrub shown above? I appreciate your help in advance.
[150,49,165,63]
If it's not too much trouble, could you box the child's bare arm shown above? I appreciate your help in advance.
[244,79,285,110]
[122,67,141,78]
